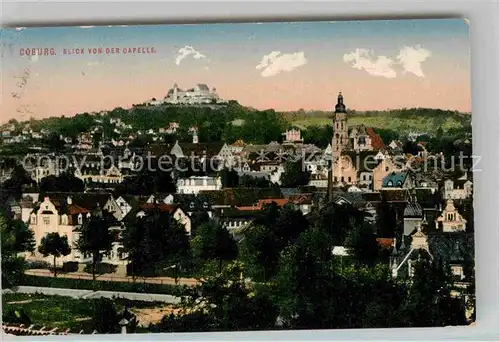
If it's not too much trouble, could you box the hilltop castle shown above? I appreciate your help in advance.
[149,83,225,105]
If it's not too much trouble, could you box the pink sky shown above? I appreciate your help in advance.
[1,20,471,123]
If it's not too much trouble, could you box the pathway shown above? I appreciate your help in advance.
[3,286,182,304]
[25,269,200,286]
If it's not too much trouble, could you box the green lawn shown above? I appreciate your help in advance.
[2,293,168,333]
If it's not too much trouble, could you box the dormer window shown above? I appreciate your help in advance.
[387,180,393,187]
[396,180,403,186]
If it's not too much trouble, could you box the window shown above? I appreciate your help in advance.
[362,175,366,181]
[348,177,352,182]
[387,180,393,187]
[341,176,345,182]
[385,167,389,172]
[78,214,83,225]
[396,180,402,186]
[43,216,50,225]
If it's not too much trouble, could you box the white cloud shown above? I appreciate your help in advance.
[343,45,432,78]
[256,51,307,77]
[175,46,206,66]
[396,45,431,77]
[343,48,396,79]
[30,54,39,63]
[15,27,26,31]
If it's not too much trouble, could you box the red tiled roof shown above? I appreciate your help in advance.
[257,198,290,207]
[366,127,385,150]
[376,238,394,250]
[236,198,290,211]
[68,205,91,215]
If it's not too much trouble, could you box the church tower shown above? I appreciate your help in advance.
[331,92,349,158]
[328,92,349,200]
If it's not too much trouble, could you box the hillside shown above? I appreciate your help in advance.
[282,108,471,134]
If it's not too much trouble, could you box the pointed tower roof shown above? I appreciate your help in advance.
[335,92,347,113]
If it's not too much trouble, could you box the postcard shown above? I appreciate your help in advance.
[1,19,474,336]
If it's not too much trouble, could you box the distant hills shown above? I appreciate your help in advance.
[280,108,471,134]
[2,103,471,140]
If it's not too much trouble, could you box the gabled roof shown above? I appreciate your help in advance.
[404,201,423,218]
[382,171,408,188]
[366,127,385,150]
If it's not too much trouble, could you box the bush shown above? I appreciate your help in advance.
[20,275,188,296]
[2,308,32,325]
[25,260,51,270]
[83,262,117,275]
[91,298,120,334]
[62,262,79,273]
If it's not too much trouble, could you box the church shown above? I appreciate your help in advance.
[328,93,391,193]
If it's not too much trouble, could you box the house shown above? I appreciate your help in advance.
[282,128,303,144]
[230,139,246,154]
[308,173,329,189]
[287,193,313,215]
[403,196,424,236]
[436,199,467,233]
[27,196,92,265]
[135,203,192,236]
[390,223,474,289]
[382,171,414,189]
[218,207,260,236]
[388,140,404,151]
[236,198,290,211]
[177,176,222,195]
[443,173,473,200]
[348,125,385,152]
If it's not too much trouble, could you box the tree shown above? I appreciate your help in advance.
[91,298,120,333]
[280,159,311,188]
[273,227,336,329]
[75,211,114,281]
[122,206,191,278]
[0,214,35,289]
[344,222,379,267]
[220,167,239,188]
[1,164,37,200]
[310,202,365,246]
[240,204,309,282]
[376,197,398,238]
[38,232,71,277]
[39,172,84,194]
[401,251,467,327]
[192,219,238,272]
[178,261,278,331]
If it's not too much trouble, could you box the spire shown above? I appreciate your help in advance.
[335,92,347,113]
[392,238,398,255]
